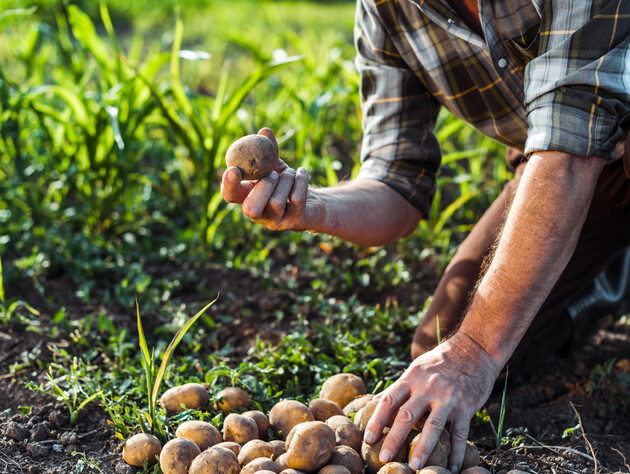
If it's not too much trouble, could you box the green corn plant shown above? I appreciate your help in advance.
[135,296,218,439]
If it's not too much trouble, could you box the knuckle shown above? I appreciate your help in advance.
[397,407,416,424]
[426,417,445,431]
[268,198,285,214]
[450,427,469,442]
[381,392,396,407]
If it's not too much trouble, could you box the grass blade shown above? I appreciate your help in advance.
[150,297,219,411]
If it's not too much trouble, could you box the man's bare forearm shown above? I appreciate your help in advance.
[310,178,423,246]
[459,152,607,367]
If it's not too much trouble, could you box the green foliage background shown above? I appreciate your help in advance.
[0,0,511,453]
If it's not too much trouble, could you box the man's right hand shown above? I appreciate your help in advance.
[221,128,325,232]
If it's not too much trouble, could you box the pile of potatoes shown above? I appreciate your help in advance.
[122,374,489,474]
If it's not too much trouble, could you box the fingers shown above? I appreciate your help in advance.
[266,168,296,218]
[446,416,470,474]
[378,397,428,464]
[221,166,255,204]
[241,171,281,219]
[288,167,308,210]
[364,382,411,445]
[407,405,450,470]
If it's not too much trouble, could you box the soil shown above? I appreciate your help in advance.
[1,263,629,474]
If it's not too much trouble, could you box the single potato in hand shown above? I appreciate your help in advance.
[122,433,161,467]
[226,134,275,180]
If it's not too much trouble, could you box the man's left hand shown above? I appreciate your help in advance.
[363,331,502,473]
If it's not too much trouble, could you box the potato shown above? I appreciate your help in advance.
[320,374,366,409]
[276,453,289,471]
[376,462,414,474]
[161,383,209,415]
[217,387,251,415]
[343,395,374,416]
[215,441,242,456]
[286,421,336,472]
[417,468,451,474]
[326,415,362,452]
[309,398,345,422]
[280,470,306,474]
[224,413,259,444]
[244,410,271,440]
[239,439,275,466]
[122,433,161,467]
[319,466,351,474]
[327,446,362,474]
[257,471,279,474]
[361,428,406,474]
[355,400,377,431]
[269,440,286,460]
[269,400,314,440]
[226,134,275,181]
[462,441,480,470]
[353,408,364,429]
[189,446,241,474]
[408,431,450,469]
[176,420,222,451]
[241,457,281,474]
[160,438,201,474]
[461,468,490,474]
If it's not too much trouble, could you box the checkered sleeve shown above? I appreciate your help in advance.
[354,0,442,216]
[524,0,630,159]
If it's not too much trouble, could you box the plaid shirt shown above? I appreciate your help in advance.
[355,0,630,214]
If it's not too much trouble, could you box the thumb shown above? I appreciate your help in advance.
[258,127,280,163]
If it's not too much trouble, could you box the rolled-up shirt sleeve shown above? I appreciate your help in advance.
[524,1,630,159]
[355,0,442,216]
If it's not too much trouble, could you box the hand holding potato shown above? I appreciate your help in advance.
[221,128,326,232]
[363,332,501,473]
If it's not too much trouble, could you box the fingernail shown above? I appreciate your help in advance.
[409,458,420,470]
[297,167,306,175]
[379,449,391,464]
[364,431,374,444]
[270,171,279,179]
[228,169,239,183]
[449,465,459,473]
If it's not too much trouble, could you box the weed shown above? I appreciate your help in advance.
[135,297,217,439]
[27,357,102,423]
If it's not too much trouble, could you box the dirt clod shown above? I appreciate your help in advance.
[6,421,29,441]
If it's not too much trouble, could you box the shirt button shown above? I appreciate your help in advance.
[497,58,508,68]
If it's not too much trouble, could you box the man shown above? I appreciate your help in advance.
[222,0,630,472]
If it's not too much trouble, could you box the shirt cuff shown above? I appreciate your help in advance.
[357,158,436,217]
[525,90,623,159]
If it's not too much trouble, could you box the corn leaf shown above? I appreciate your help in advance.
[150,297,219,411]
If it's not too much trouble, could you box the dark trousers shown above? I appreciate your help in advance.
[412,149,630,370]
